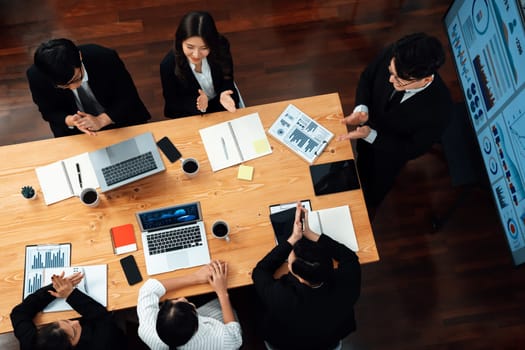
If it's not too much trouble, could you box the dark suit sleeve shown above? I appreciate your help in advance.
[26,66,79,137]
[355,46,392,107]
[10,285,56,350]
[160,52,202,118]
[86,46,151,126]
[317,234,361,304]
[66,288,109,321]
[252,242,293,307]
[371,78,453,159]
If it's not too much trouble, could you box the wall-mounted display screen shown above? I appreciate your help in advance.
[444,0,525,264]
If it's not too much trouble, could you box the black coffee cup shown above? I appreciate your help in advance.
[212,220,230,242]
[80,188,99,207]
[182,158,199,177]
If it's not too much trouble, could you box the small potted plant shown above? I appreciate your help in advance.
[21,185,37,200]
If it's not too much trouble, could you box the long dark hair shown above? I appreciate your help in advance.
[173,11,229,80]
[156,300,198,347]
[35,322,73,350]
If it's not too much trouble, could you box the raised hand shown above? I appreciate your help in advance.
[220,90,237,112]
[196,89,209,113]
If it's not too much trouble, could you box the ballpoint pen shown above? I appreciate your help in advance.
[221,137,229,160]
[76,163,83,189]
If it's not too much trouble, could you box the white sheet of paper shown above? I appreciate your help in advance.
[308,205,359,252]
[43,265,107,312]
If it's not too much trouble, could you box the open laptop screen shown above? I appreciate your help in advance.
[136,202,202,231]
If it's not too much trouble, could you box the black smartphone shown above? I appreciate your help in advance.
[309,159,360,196]
[157,136,182,163]
[120,255,143,285]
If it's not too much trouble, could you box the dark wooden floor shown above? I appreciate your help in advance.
[1,0,525,349]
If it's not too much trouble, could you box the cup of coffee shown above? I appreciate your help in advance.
[80,187,100,207]
[182,157,200,177]
[212,220,230,242]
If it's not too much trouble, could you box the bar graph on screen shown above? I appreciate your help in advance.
[23,244,71,298]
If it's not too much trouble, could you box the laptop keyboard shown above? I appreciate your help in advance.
[147,225,203,256]
[101,152,157,186]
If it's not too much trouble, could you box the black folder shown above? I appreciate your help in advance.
[269,207,296,245]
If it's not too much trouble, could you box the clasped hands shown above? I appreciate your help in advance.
[66,111,113,136]
[193,260,230,295]
[287,201,319,245]
[196,89,237,114]
[48,271,84,299]
[337,111,371,141]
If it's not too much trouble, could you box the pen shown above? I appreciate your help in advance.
[221,137,229,160]
[76,163,83,189]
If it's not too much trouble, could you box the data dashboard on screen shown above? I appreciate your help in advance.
[444,0,525,265]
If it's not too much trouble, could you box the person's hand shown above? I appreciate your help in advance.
[207,260,229,297]
[287,201,305,245]
[48,271,83,299]
[341,111,368,126]
[193,264,212,284]
[72,111,98,135]
[337,124,371,141]
[220,90,237,112]
[196,89,208,113]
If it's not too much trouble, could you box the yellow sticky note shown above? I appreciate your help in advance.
[253,138,270,154]
[237,165,254,181]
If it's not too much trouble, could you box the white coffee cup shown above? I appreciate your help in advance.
[79,187,100,207]
[212,220,230,242]
[182,157,200,177]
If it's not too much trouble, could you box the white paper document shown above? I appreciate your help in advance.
[24,243,71,299]
[35,152,99,205]
[308,205,359,252]
[199,113,272,171]
[42,265,108,312]
[268,104,333,163]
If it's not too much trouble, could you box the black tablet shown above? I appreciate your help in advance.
[309,159,360,196]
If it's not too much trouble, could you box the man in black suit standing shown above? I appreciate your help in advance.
[27,38,151,137]
[338,32,453,213]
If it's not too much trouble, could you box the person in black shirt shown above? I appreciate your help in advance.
[10,272,127,350]
[252,202,361,350]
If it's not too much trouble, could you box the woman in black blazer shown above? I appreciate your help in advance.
[160,11,240,118]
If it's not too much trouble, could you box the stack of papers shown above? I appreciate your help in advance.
[268,104,333,163]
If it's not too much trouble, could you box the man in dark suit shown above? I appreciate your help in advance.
[252,202,361,350]
[338,32,453,212]
[27,38,151,137]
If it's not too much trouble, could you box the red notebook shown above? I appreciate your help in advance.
[110,224,137,255]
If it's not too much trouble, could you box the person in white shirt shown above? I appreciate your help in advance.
[160,11,240,118]
[137,260,242,349]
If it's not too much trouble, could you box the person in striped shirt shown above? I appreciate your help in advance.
[137,260,242,349]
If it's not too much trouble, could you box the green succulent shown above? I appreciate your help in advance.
[21,186,35,199]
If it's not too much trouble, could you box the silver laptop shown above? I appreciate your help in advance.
[136,202,211,275]
[89,132,165,192]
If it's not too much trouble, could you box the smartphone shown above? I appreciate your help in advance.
[119,255,143,285]
[157,136,182,163]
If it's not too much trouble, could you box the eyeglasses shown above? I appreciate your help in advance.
[388,67,418,87]
[55,66,84,89]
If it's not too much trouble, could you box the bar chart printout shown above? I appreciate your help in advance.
[23,244,71,298]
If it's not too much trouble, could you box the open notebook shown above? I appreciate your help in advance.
[199,113,272,171]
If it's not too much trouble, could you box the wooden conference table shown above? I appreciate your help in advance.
[0,93,378,333]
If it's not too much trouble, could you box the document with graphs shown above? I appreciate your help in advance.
[268,104,333,163]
